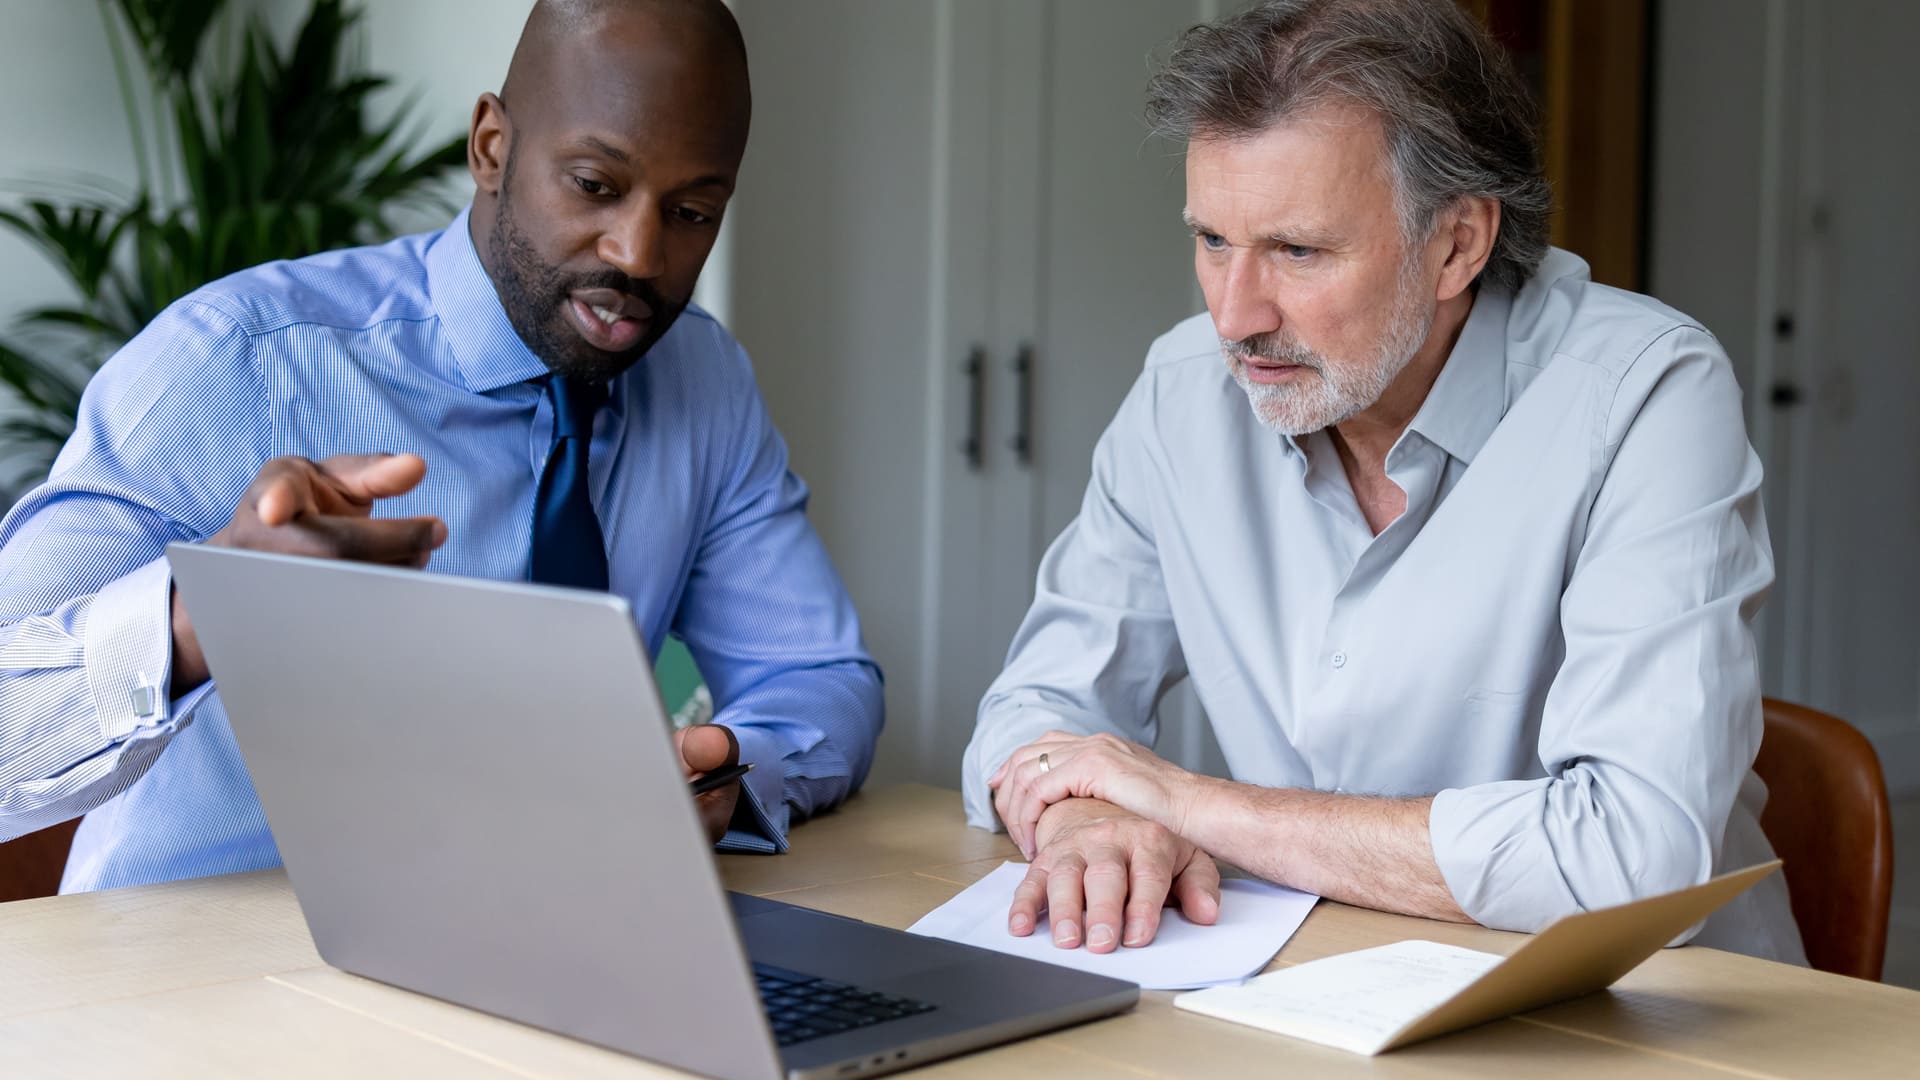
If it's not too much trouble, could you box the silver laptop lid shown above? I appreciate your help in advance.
[168,543,783,1080]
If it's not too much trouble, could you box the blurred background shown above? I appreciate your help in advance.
[0,0,1913,981]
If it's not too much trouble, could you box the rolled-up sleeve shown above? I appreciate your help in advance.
[1429,327,1769,934]
[963,371,1187,831]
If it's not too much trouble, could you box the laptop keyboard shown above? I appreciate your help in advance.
[753,962,937,1047]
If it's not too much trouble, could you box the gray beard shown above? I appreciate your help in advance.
[1222,271,1435,436]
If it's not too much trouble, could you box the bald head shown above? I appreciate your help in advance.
[501,0,749,119]
[464,0,754,380]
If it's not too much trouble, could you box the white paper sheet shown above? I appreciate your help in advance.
[1174,939,1505,1054]
[906,861,1318,990]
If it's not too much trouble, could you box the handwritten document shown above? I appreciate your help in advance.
[1175,939,1505,1054]
[907,861,1318,990]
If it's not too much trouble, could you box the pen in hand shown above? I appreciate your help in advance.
[689,761,752,796]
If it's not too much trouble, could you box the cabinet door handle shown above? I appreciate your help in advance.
[1010,343,1034,468]
[960,345,986,471]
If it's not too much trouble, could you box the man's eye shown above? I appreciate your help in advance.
[1281,244,1317,260]
[673,206,715,226]
[573,176,613,197]
[1198,232,1228,252]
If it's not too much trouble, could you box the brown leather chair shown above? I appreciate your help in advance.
[0,818,79,903]
[1753,698,1895,980]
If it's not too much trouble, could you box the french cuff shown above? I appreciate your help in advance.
[714,724,790,855]
[84,557,181,741]
[1429,781,1583,933]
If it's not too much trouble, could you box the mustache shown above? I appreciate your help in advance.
[1221,331,1320,369]
[559,269,674,313]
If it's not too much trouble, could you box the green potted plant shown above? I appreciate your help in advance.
[0,0,466,499]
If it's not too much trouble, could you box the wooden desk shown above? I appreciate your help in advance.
[1,784,1913,1078]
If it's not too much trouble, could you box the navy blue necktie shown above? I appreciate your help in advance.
[529,375,610,590]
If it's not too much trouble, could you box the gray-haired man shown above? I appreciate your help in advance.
[965,0,1805,965]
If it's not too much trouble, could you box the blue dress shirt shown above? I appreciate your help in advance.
[0,207,883,890]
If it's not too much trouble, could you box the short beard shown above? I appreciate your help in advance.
[1221,261,1434,437]
[486,168,687,384]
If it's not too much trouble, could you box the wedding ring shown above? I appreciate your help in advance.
[1037,752,1051,774]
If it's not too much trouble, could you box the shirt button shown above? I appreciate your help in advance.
[1331,651,1347,669]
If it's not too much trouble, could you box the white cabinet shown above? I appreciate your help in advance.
[729,0,1226,784]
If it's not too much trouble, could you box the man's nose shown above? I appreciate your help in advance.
[1209,252,1281,345]
[596,199,667,281]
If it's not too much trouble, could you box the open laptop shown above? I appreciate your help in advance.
[167,543,1136,1080]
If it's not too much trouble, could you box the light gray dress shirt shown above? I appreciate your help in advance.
[963,249,1805,963]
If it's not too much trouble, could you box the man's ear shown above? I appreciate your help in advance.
[1435,196,1500,302]
[468,92,513,195]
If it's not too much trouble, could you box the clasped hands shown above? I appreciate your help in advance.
[987,731,1221,953]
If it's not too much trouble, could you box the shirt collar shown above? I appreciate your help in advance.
[1404,280,1513,466]
[426,205,554,393]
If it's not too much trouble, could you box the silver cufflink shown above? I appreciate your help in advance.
[130,677,159,720]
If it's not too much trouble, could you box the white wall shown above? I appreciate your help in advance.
[361,0,531,146]
[357,0,530,234]
[0,2,144,324]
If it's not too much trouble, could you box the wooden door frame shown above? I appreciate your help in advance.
[1468,0,1652,290]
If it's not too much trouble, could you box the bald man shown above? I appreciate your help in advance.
[0,0,883,891]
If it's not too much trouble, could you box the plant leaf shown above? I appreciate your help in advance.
[3,0,467,494]
[111,0,228,87]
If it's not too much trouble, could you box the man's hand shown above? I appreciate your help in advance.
[677,723,741,844]
[1006,798,1219,952]
[171,454,447,691]
[996,734,1471,925]
[989,731,1200,859]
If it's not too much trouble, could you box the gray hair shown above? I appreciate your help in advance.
[1146,0,1550,292]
